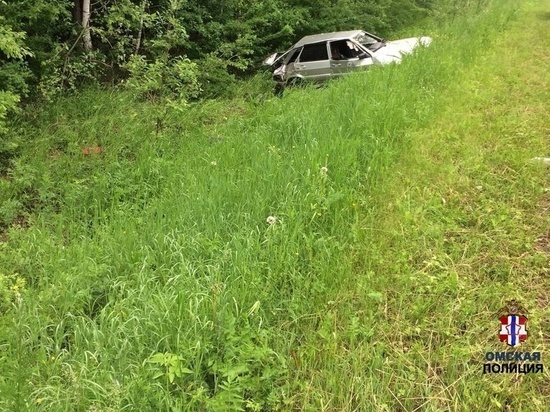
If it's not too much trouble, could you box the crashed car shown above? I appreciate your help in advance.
[263,30,431,92]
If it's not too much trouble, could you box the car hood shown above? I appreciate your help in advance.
[372,36,432,64]
[263,52,283,66]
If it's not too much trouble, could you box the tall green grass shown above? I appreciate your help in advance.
[1,0,549,410]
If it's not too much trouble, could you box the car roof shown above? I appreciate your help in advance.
[293,30,364,48]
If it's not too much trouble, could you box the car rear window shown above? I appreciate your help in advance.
[299,42,328,62]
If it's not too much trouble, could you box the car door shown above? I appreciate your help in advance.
[329,39,374,76]
[329,40,350,77]
[280,48,302,81]
[293,41,331,82]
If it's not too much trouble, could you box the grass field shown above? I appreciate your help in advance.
[1,0,549,410]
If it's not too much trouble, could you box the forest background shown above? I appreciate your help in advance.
[2,0,457,127]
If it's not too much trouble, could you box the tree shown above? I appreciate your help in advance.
[82,0,92,51]
[0,21,33,170]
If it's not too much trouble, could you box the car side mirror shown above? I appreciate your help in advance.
[358,52,369,59]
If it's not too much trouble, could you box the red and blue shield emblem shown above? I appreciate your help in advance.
[499,314,528,347]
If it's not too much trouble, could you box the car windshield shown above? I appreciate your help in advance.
[354,32,385,51]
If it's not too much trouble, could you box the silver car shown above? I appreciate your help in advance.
[264,30,431,92]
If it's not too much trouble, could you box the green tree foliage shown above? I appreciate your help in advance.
[0,18,32,170]
[0,20,33,98]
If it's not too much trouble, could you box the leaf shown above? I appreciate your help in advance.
[221,364,249,380]
[247,300,260,317]
[148,353,166,364]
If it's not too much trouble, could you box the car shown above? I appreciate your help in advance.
[263,30,432,93]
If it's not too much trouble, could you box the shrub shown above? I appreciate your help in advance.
[124,54,201,102]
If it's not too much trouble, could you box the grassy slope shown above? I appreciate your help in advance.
[331,1,550,410]
[0,0,549,410]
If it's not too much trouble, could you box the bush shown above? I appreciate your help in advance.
[0,21,32,136]
[124,55,201,102]
[38,49,105,101]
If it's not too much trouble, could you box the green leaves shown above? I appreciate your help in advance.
[0,24,32,60]
[0,91,19,134]
[0,21,32,135]
[124,55,201,102]
[147,352,193,383]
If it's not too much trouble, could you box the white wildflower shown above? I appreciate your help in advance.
[266,215,277,225]
[320,166,329,175]
[210,160,217,166]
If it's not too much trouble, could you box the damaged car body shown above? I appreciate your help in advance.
[263,30,432,93]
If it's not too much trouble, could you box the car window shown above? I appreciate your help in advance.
[330,40,365,60]
[287,48,301,64]
[299,42,328,62]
